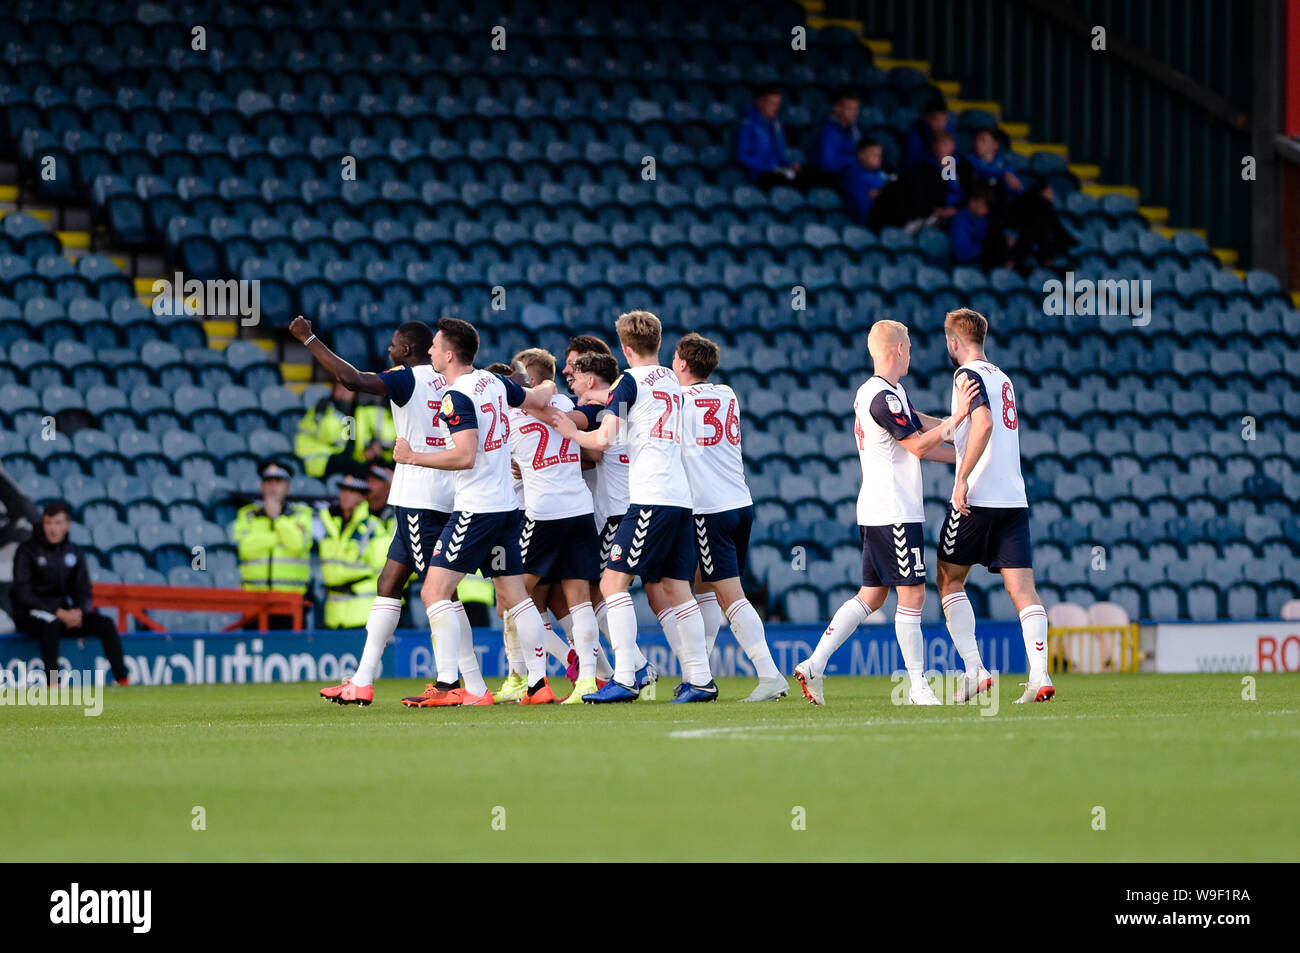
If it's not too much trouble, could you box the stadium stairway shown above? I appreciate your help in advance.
[793,0,1256,278]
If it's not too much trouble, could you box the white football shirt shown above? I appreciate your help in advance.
[440,369,527,514]
[508,392,594,521]
[584,401,630,524]
[680,381,753,514]
[950,360,1027,507]
[853,375,925,525]
[604,364,693,508]
[380,364,455,512]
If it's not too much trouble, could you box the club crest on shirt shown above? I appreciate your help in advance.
[440,394,459,426]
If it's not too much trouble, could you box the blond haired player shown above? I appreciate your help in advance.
[795,320,976,705]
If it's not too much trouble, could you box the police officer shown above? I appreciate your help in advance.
[295,381,396,478]
[231,461,313,629]
[366,464,395,537]
[314,473,388,629]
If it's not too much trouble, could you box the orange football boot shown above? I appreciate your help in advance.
[321,679,373,706]
[520,678,556,704]
[402,684,464,707]
[461,688,496,706]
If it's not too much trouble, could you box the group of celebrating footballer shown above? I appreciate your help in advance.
[291,303,1055,709]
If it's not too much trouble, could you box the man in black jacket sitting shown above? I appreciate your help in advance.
[12,500,129,686]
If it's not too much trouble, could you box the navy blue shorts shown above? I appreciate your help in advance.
[860,522,927,588]
[520,513,600,583]
[387,506,451,578]
[605,504,696,583]
[430,509,524,578]
[938,505,1032,572]
[597,515,621,569]
[694,505,753,582]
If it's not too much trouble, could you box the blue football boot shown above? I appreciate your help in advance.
[583,679,640,703]
[672,680,720,703]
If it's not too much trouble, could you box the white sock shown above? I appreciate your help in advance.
[351,596,403,687]
[552,612,572,642]
[942,590,984,676]
[726,598,780,679]
[568,601,598,680]
[697,591,723,656]
[503,611,525,676]
[809,595,872,677]
[509,598,548,684]
[604,591,639,685]
[591,602,615,677]
[453,602,487,696]
[1020,603,1049,680]
[657,607,683,667]
[426,600,461,686]
[894,605,925,687]
[543,622,571,668]
[675,599,712,685]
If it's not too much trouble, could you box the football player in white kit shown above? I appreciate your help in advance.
[937,308,1053,704]
[566,350,655,692]
[672,333,787,702]
[795,320,977,706]
[286,316,491,706]
[392,318,559,707]
[553,310,717,703]
[504,347,603,704]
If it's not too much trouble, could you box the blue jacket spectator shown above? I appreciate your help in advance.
[844,140,891,226]
[949,207,990,264]
[959,128,1024,198]
[814,91,861,176]
[902,96,953,172]
[736,90,792,184]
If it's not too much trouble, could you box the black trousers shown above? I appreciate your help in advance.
[755,167,842,193]
[18,610,129,684]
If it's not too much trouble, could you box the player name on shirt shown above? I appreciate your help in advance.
[604,364,692,509]
[379,363,455,512]
[950,361,1027,508]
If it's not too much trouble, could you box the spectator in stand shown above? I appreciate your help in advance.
[12,500,129,686]
[1004,182,1078,272]
[949,186,1012,270]
[814,89,862,180]
[959,127,1024,200]
[843,139,892,227]
[900,129,963,226]
[901,96,954,171]
[735,86,839,191]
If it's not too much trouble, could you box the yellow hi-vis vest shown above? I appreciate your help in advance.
[457,571,495,608]
[315,501,388,629]
[232,502,313,593]
[294,402,396,478]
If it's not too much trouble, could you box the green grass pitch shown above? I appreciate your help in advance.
[3,673,1298,861]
